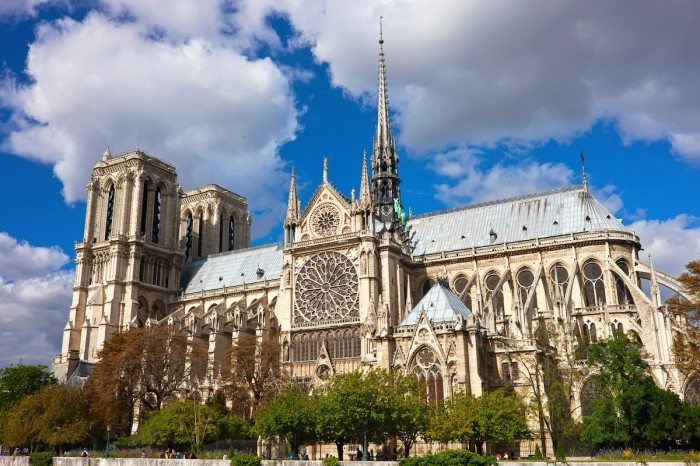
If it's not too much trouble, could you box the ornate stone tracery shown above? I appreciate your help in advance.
[294,251,359,327]
[311,203,340,237]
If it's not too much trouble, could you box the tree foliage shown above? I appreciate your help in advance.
[3,385,93,451]
[0,364,57,443]
[253,383,317,459]
[85,325,206,434]
[385,374,429,458]
[139,400,224,449]
[668,260,700,376]
[220,331,284,421]
[581,331,700,450]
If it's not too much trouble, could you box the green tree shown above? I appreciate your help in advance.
[441,389,529,454]
[139,400,222,449]
[253,383,317,459]
[667,260,700,376]
[3,385,93,452]
[0,364,57,442]
[386,374,429,458]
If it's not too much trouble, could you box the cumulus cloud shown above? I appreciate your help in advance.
[0,0,55,17]
[1,11,299,238]
[0,233,72,366]
[431,149,575,206]
[0,232,69,281]
[236,0,700,160]
[629,215,700,277]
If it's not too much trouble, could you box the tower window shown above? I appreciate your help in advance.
[197,215,205,257]
[151,187,161,243]
[104,184,115,240]
[184,213,193,260]
[219,213,224,253]
[140,181,150,236]
[228,216,235,251]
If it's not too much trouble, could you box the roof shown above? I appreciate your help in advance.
[400,280,472,326]
[408,185,629,255]
[181,243,284,293]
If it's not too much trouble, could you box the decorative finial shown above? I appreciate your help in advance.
[580,150,589,193]
[102,146,111,161]
[323,157,328,183]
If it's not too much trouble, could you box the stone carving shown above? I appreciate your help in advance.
[294,251,359,327]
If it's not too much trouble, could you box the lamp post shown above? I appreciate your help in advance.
[105,425,111,457]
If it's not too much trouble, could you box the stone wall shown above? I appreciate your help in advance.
[0,457,29,466]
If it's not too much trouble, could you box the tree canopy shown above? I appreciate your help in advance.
[668,260,700,377]
[139,400,226,449]
[0,364,57,443]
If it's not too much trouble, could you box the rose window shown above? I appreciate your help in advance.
[311,204,340,237]
[294,251,359,327]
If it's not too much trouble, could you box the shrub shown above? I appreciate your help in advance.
[29,452,54,466]
[323,456,340,466]
[230,453,261,466]
[554,446,566,462]
[400,449,497,466]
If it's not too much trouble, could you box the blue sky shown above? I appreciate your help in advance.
[0,0,699,366]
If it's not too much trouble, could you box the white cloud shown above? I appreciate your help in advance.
[629,215,700,277]
[0,0,54,17]
[1,12,299,238]
[0,232,69,281]
[0,233,72,367]
[237,0,700,160]
[431,148,575,206]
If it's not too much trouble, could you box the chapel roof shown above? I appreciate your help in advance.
[408,185,630,256]
[399,280,472,326]
[181,243,284,293]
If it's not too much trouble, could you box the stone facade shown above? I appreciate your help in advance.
[55,35,697,453]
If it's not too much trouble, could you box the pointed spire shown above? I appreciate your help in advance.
[323,157,328,183]
[580,150,589,193]
[286,169,299,223]
[102,146,111,161]
[360,150,372,208]
[374,16,394,159]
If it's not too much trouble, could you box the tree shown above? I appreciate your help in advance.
[435,389,529,454]
[0,364,57,443]
[3,385,93,452]
[385,373,429,458]
[315,370,393,459]
[253,383,317,459]
[220,330,284,421]
[85,325,206,434]
[668,260,700,376]
[139,400,222,449]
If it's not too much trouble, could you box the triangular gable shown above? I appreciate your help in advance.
[405,310,448,369]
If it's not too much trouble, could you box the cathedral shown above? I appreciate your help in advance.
[55,33,696,452]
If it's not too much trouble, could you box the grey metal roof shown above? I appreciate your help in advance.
[400,280,472,326]
[181,243,284,293]
[409,185,629,255]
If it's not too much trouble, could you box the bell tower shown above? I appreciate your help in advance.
[56,149,182,381]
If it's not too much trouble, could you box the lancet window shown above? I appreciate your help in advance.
[184,213,193,260]
[197,215,205,257]
[218,213,224,253]
[485,272,504,317]
[550,264,569,299]
[151,186,162,243]
[290,328,361,362]
[412,347,444,403]
[582,260,606,307]
[516,268,538,324]
[582,321,597,343]
[228,216,235,251]
[453,275,471,308]
[104,184,115,240]
[614,259,634,305]
[139,180,150,237]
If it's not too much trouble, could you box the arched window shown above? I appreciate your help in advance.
[485,273,504,317]
[184,213,193,260]
[614,260,634,305]
[104,184,115,240]
[517,268,538,324]
[412,347,444,403]
[228,216,235,251]
[550,264,569,298]
[197,215,205,257]
[589,322,597,342]
[151,186,162,243]
[218,213,224,253]
[140,180,150,236]
[453,275,472,308]
[583,261,606,307]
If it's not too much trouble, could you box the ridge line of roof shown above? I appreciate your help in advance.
[202,242,283,260]
[411,184,584,220]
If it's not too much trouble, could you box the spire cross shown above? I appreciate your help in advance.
[580,150,589,193]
